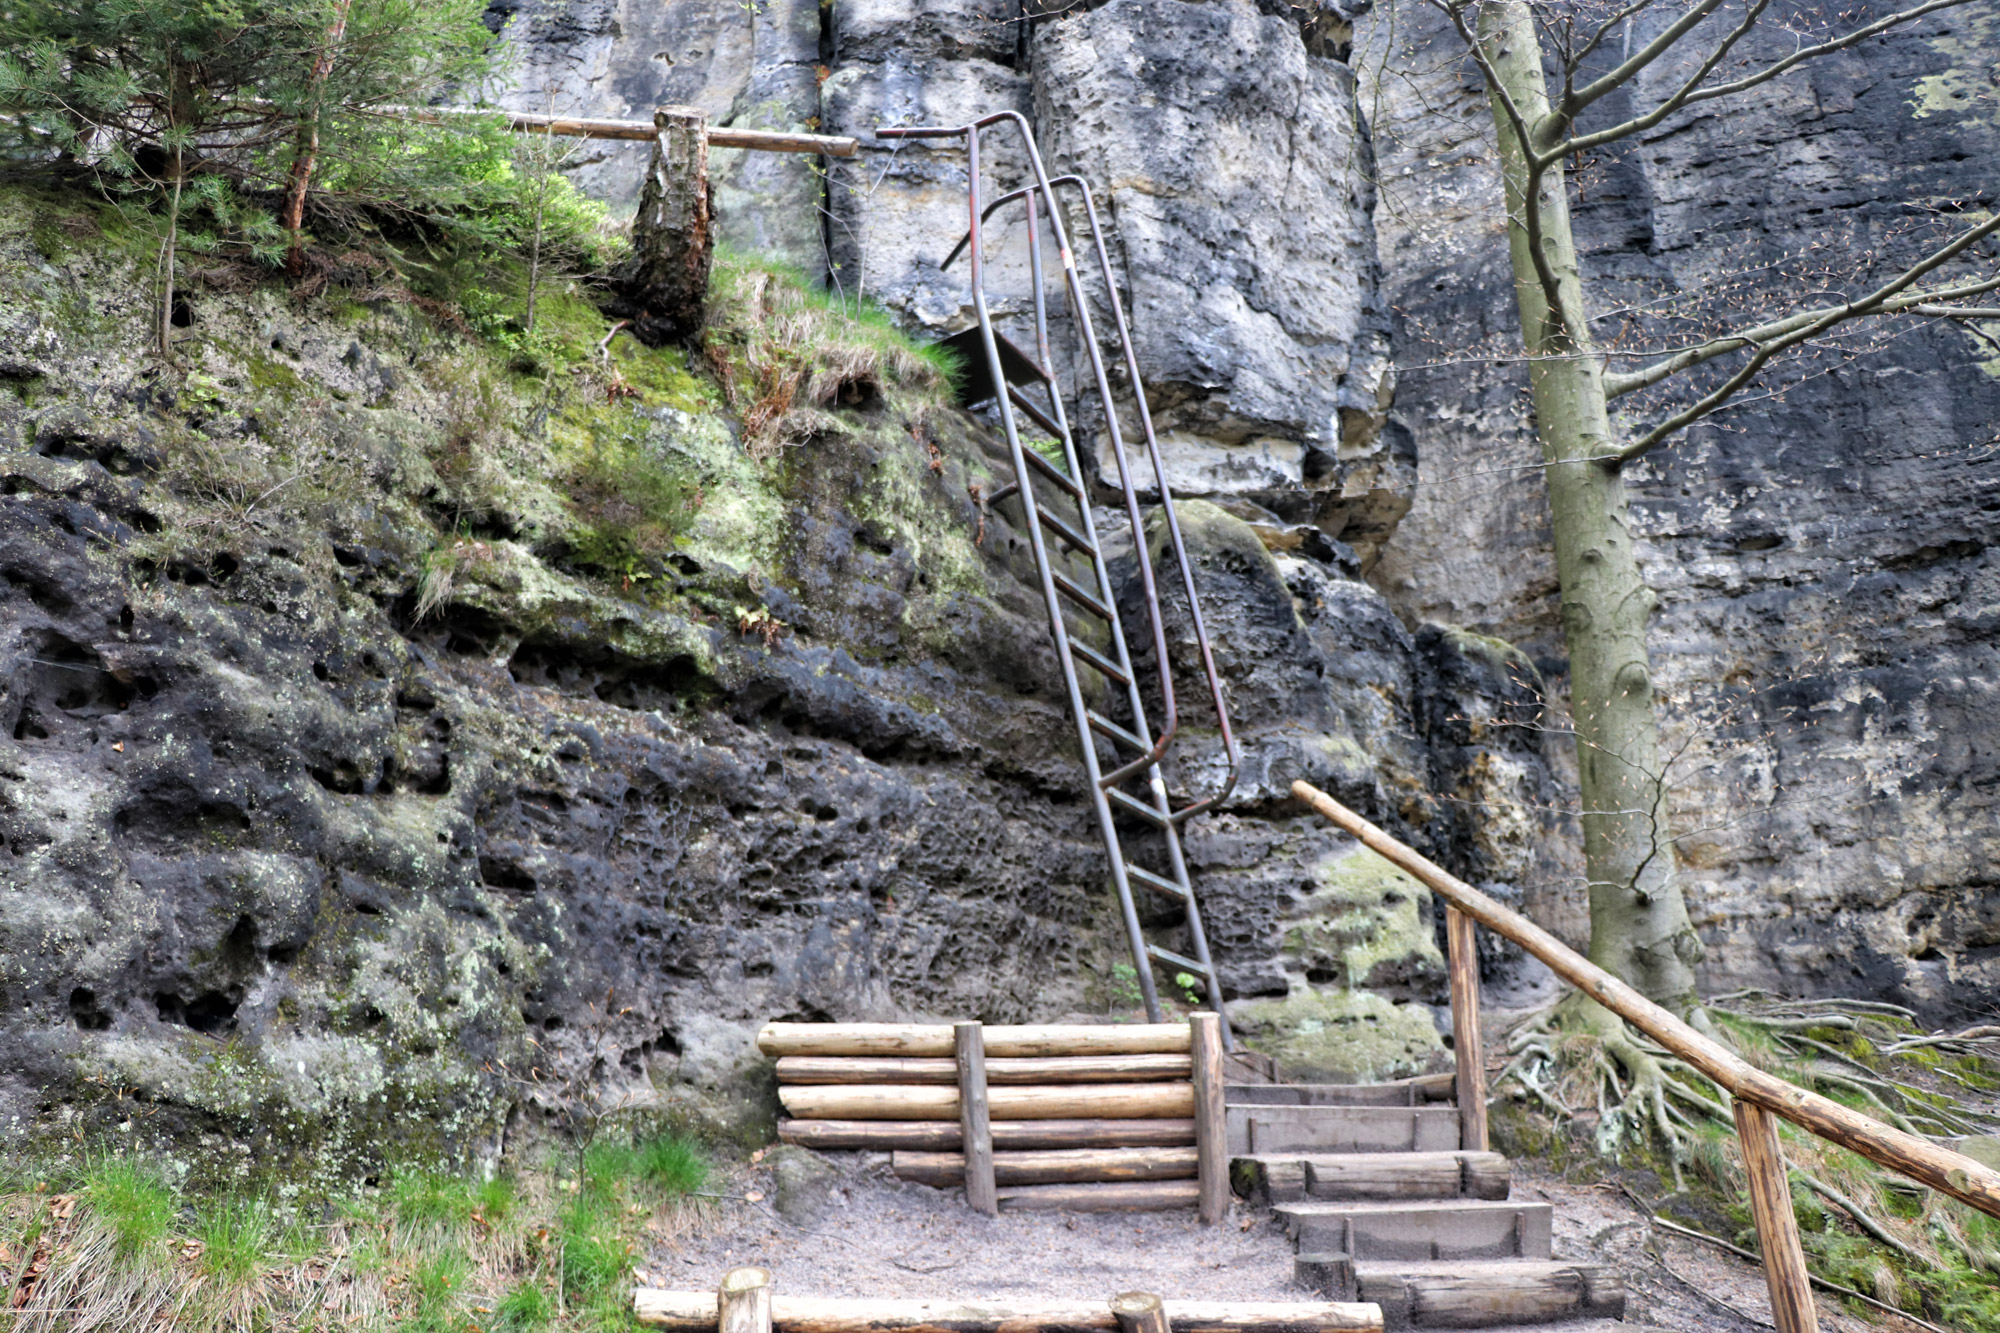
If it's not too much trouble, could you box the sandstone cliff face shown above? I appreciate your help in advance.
[1358,2,2000,1020]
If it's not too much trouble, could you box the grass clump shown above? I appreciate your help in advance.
[2,1133,714,1332]
[704,251,959,458]
[79,1160,174,1260]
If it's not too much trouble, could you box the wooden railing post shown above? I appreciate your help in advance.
[955,1021,997,1215]
[719,1267,772,1333]
[1445,905,1488,1152]
[1111,1291,1171,1333]
[1734,1100,1820,1333]
[1191,1011,1228,1224]
[625,105,711,344]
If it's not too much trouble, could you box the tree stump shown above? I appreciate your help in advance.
[625,104,711,344]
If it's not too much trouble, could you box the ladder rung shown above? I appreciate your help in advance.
[1105,785,1170,826]
[1006,382,1066,440]
[1126,863,1188,900]
[1019,440,1085,499]
[1087,710,1149,753]
[1146,945,1212,982]
[1067,637,1131,688]
[1037,507,1096,557]
[1052,570,1114,620]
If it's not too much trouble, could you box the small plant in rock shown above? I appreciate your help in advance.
[735,605,785,649]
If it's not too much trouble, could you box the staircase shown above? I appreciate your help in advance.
[882,111,1241,1036]
[1229,1077,1625,1329]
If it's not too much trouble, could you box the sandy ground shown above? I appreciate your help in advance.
[641,1149,1929,1333]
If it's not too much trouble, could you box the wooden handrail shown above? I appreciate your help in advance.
[1290,780,2000,1219]
[380,104,859,156]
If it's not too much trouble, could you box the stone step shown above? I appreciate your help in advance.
[1274,1200,1554,1261]
[1356,1261,1625,1329]
[1226,1102,1461,1155]
[1232,1151,1511,1205]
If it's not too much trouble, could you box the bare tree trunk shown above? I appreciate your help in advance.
[159,140,184,360]
[1477,0,1702,1010]
[283,0,354,276]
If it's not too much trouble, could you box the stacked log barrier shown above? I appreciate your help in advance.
[762,1022,1227,1214]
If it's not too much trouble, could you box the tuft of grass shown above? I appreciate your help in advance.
[633,1135,708,1196]
[191,1197,271,1285]
[705,250,956,459]
[499,1278,557,1329]
[391,1167,481,1230]
[82,1158,176,1260]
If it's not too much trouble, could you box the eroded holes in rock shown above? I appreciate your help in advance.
[5,566,72,615]
[799,797,838,822]
[168,295,193,328]
[156,989,239,1034]
[114,793,252,843]
[479,856,536,893]
[118,605,134,633]
[313,661,330,682]
[217,915,259,972]
[508,638,707,713]
[69,986,112,1031]
[309,760,371,795]
[267,944,299,967]
[542,1015,563,1032]
[167,561,209,588]
[333,546,364,569]
[210,553,239,581]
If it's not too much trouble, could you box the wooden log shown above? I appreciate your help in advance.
[994,1181,1202,1213]
[757,1023,1192,1059]
[625,106,710,344]
[1734,1100,1821,1333]
[777,1082,1195,1122]
[1291,779,2000,1221]
[891,1146,1199,1186]
[956,1022,997,1216]
[719,1269,772,1333]
[634,1292,1383,1332]
[777,1118,1197,1151]
[1111,1292,1170,1333]
[381,105,858,155]
[774,1054,1194,1085]
[1445,906,1489,1153]
[1192,1012,1228,1226]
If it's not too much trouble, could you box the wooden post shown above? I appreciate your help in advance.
[956,1021,997,1215]
[1445,905,1488,1152]
[719,1267,772,1333]
[1733,1100,1820,1333]
[1191,1011,1228,1225]
[1110,1291,1171,1333]
[625,104,711,344]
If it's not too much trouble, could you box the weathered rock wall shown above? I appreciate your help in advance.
[1358,1,2000,1020]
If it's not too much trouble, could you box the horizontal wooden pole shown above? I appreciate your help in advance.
[778,1083,1195,1122]
[379,105,858,155]
[758,1023,1192,1059]
[776,1054,1193,1085]
[636,1292,1382,1332]
[1290,779,2000,1221]
[892,1146,1198,1186]
[777,1118,1197,1151]
[995,1181,1204,1214]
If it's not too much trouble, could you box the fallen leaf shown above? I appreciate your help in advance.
[744,1190,765,1203]
[750,1148,767,1164]
[111,742,124,752]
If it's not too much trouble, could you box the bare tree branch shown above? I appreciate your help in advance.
[1559,0,1729,122]
[1556,0,1771,158]
[1677,0,1984,111]
[1604,267,2000,400]
[1559,0,1660,111]
[1434,0,1578,334]
[1612,214,2000,460]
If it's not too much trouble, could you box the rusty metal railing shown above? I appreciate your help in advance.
[878,111,1240,1043]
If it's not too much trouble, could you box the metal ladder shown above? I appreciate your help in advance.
[879,112,1242,1046]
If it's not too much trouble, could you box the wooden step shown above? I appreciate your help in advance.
[994,1179,1200,1212]
[1226,1104,1460,1154]
[1232,1151,1510,1205]
[1226,1074,1455,1107]
[1356,1261,1624,1329]
[1275,1200,1553,1261]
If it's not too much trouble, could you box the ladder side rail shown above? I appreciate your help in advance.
[939,174,1165,784]
[953,122,1164,1025]
[941,113,1185,780]
[1053,175,1241,818]
[1018,192,1162,780]
[1148,791,1234,1049]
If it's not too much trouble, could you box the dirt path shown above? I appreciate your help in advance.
[645,1150,1924,1333]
